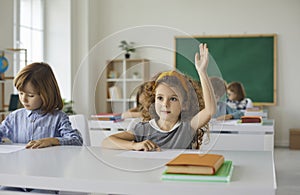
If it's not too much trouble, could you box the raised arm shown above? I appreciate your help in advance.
[190,43,217,130]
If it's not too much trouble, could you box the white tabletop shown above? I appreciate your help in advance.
[89,119,134,131]
[0,146,276,195]
[209,119,274,134]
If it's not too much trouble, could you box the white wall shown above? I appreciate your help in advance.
[44,0,71,100]
[2,0,300,147]
[0,0,13,48]
[73,0,300,147]
[0,0,15,109]
[70,0,91,117]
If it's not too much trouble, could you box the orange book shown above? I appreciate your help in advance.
[166,153,224,175]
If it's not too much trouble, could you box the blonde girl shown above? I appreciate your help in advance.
[102,44,216,151]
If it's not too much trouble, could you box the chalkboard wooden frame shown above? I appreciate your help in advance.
[174,34,277,106]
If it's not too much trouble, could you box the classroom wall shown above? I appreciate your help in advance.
[75,0,300,147]
[1,0,299,147]
[0,0,14,110]
[44,0,71,100]
[0,0,13,48]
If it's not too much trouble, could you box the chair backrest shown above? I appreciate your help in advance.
[9,94,22,111]
[246,98,253,109]
[69,114,91,146]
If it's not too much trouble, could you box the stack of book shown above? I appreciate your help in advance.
[90,113,123,122]
[161,153,233,182]
[244,107,268,118]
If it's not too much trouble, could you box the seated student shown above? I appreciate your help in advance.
[226,81,253,111]
[0,62,83,193]
[121,82,148,119]
[122,81,149,131]
[102,43,216,151]
[210,77,244,120]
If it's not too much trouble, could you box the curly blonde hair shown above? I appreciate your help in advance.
[141,71,209,149]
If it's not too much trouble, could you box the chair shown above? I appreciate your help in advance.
[246,98,253,109]
[8,94,22,111]
[69,114,91,146]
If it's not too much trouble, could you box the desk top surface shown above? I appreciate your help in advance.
[209,119,274,133]
[0,146,276,195]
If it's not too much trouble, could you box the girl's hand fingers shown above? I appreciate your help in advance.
[142,140,160,152]
[26,140,48,149]
[195,43,209,71]
[25,140,35,149]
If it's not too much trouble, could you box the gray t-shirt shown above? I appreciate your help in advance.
[132,119,196,149]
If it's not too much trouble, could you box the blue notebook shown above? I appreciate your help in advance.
[161,160,233,183]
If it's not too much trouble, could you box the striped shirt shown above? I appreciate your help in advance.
[0,108,83,145]
[226,98,249,110]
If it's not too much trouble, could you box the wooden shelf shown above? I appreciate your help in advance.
[0,48,27,121]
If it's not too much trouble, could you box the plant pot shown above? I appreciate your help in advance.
[125,53,130,59]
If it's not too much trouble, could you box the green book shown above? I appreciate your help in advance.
[161,160,233,183]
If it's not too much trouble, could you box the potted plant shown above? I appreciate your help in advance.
[119,40,135,59]
[62,99,76,115]
[132,71,139,79]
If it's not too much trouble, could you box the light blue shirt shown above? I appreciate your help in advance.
[214,101,244,119]
[0,108,83,145]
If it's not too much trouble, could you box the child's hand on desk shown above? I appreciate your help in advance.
[26,138,60,149]
[132,140,161,152]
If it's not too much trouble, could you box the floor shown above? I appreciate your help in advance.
[274,147,300,195]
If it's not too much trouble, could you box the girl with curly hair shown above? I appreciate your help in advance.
[102,43,216,151]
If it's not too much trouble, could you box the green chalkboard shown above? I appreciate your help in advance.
[175,34,277,106]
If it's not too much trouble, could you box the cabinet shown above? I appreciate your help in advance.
[105,59,149,113]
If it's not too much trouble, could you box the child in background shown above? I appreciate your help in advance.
[0,62,83,148]
[122,81,150,131]
[210,77,244,120]
[121,82,148,119]
[226,81,253,111]
[102,43,216,151]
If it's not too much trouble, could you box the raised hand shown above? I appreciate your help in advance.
[194,43,209,72]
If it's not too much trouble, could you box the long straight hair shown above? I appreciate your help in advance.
[14,62,63,114]
[227,81,246,101]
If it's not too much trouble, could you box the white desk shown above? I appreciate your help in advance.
[89,119,275,151]
[201,119,275,151]
[89,119,133,132]
[0,146,276,195]
[89,119,135,146]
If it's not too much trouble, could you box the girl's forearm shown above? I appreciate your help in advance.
[102,136,135,150]
[198,70,217,116]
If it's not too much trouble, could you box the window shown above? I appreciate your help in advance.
[14,0,44,68]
